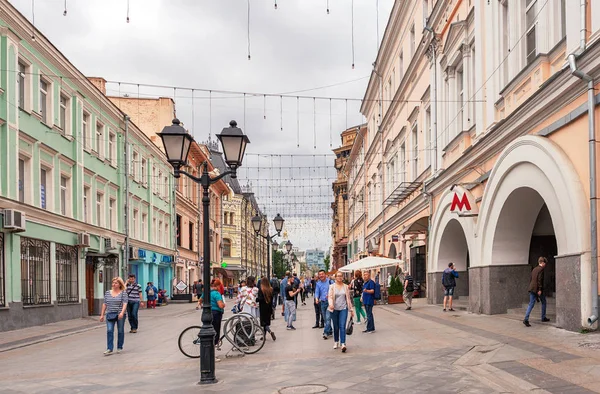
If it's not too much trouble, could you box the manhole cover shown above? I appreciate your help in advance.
[279,384,328,394]
[579,342,600,350]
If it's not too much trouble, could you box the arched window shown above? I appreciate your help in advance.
[223,238,232,257]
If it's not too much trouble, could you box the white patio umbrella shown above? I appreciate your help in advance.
[338,256,404,273]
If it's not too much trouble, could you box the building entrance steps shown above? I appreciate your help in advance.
[506,296,556,323]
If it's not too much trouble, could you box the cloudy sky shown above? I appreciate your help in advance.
[10,0,393,251]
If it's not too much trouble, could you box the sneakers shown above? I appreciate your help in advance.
[541,317,550,322]
[523,320,531,327]
[323,334,328,340]
[341,344,347,353]
[449,308,456,312]
[312,325,320,329]
[333,342,339,349]
[270,332,277,341]
[355,321,362,325]
[131,329,137,333]
[116,348,122,354]
[362,329,375,334]
[443,309,447,312]
[406,307,412,310]
[287,326,296,330]
[103,350,113,356]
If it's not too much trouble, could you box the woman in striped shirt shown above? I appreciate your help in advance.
[100,277,128,356]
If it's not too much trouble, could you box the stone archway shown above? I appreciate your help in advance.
[475,136,590,330]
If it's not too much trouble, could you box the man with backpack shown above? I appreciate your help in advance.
[270,276,280,319]
[403,272,414,310]
[362,270,376,333]
[442,262,459,312]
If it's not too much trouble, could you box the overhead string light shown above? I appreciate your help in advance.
[263,95,266,120]
[345,99,348,130]
[351,0,355,69]
[329,98,332,147]
[247,0,251,60]
[127,0,130,23]
[327,0,330,14]
[243,93,247,130]
[313,97,317,149]
[31,0,35,40]
[191,89,195,137]
[296,97,300,148]
[208,90,212,142]
[280,95,283,131]
[63,0,67,16]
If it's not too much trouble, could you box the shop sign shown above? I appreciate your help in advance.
[449,186,479,217]
[175,281,187,292]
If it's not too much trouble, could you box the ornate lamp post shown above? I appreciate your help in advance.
[158,119,249,385]
[252,213,284,279]
[285,240,293,271]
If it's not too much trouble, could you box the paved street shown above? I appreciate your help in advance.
[1,297,600,393]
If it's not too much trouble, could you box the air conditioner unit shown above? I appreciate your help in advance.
[129,246,139,260]
[3,209,26,232]
[104,238,117,250]
[77,232,90,247]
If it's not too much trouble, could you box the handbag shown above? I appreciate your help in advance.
[346,317,354,335]
[106,312,118,322]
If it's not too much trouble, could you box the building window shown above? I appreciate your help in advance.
[40,168,47,210]
[96,193,103,227]
[96,122,104,158]
[60,176,68,216]
[82,112,90,150]
[411,123,419,179]
[109,198,116,230]
[525,0,537,65]
[189,222,194,251]
[400,143,406,184]
[108,132,115,164]
[158,220,163,245]
[133,209,138,238]
[230,213,235,225]
[500,0,510,87]
[141,158,147,186]
[18,62,27,110]
[425,107,432,167]
[0,233,5,307]
[224,212,228,225]
[56,243,78,304]
[59,95,69,134]
[153,166,157,193]
[141,213,147,241]
[39,78,49,124]
[18,158,26,203]
[164,223,169,247]
[83,186,90,223]
[153,218,157,242]
[132,151,139,181]
[176,215,182,246]
[223,238,231,257]
[20,237,51,306]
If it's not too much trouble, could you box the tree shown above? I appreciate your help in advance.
[272,250,286,279]
[324,255,331,272]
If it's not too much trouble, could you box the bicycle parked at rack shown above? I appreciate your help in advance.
[178,312,266,359]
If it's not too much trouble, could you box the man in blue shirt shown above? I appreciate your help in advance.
[314,269,333,339]
[280,272,289,317]
[362,270,376,333]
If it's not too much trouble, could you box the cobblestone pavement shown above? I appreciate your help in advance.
[1,297,600,393]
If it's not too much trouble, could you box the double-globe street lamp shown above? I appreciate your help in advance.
[284,240,293,271]
[251,213,284,279]
[158,119,249,385]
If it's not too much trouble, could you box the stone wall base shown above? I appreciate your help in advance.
[555,254,582,332]
[0,301,86,332]
[468,265,530,315]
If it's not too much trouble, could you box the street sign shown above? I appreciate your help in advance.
[175,281,187,292]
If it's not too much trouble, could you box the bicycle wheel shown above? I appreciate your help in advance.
[178,325,201,359]
[233,320,266,355]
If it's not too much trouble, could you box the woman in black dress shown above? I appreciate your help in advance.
[257,277,276,341]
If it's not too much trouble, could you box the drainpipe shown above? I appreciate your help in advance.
[580,0,587,52]
[424,25,439,174]
[123,115,130,278]
[568,53,598,327]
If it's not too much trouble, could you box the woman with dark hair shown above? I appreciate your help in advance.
[349,270,367,325]
[257,277,276,341]
[237,276,259,318]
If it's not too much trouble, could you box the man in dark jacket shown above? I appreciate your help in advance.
[523,257,550,327]
[442,263,459,312]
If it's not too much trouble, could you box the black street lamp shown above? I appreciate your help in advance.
[158,119,249,385]
[285,240,293,271]
[252,213,284,279]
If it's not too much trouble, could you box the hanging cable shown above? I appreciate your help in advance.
[209,90,212,141]
[280,95,283,131]
[345,99,348,130]
[263,95,266,120]
[247,0,251,60]
[244,93,247,130]
[313,97,317,149]
[63,0,67,16]
[327,0,330,14]
[127,0,130,23]
[274,0,277,10]
[31,0,35,40]
[351,0,355,69]
[329,98,332,147]
[191,89,195,137]
[296,97,300,148]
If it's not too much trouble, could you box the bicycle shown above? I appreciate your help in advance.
[178,312,266,359]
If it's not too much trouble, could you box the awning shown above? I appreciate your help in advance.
[213,267,234,278]
[224,266,247,272]
[339,256,404,273]
[401,216,429,235]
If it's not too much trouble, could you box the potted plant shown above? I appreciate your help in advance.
[387,276,404,304]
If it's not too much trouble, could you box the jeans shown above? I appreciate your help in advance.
[319,300,332,336]
[365,304,375,332]
[331,308,349,344]
[127,301,140,330]
[300,290,306,304]
[284,300,296,322]
[524,291,546,321]
[212,310,223,346]
[285,300,296,327]
[314,300,323,326]
[353,296,366,322]
[106,315,126,351]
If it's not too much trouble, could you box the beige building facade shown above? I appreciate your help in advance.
[348,0,600,331]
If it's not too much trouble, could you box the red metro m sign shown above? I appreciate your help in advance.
[449,186,479,217]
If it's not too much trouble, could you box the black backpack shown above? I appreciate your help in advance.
[405,276,414,293]
[270,278,280,292]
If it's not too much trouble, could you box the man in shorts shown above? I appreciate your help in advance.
[442,263,458,312]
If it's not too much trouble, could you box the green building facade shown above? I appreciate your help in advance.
[0,1,175,331]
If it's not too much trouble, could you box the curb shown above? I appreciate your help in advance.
[0,323,104,353]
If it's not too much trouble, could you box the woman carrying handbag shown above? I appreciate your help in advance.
[100,277,128,356]
[328,272,355,353]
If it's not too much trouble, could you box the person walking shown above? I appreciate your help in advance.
[100,277,128,355]
[299,276,307,306]
[350,270,366,324]
[315,269,333,339]
[328,272,355,352]
[145,282,158,309]
[199,279,225,346]
[280,272,289,317]
[285,276,301,330]
[237,276,259,318]
[403,272,414,310]
[257,277,277,341]
[126,274,144,333]
[523,257,550,327]
[362,270,376,333]
[195,280,204,310]
[442,263,459,312]
[270,276,280,320]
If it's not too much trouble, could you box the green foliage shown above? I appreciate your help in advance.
[388,276,404,296]
[324,255,331,272]
[272,250,286,279]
